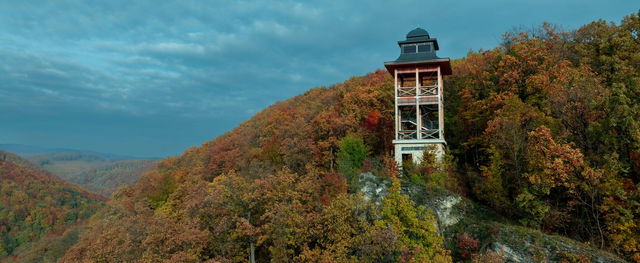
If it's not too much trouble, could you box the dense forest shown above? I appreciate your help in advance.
[1,11,638,263]
[0,151,105,262]
[447,16,640,261]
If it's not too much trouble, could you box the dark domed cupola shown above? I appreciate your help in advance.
[385,27,450,74]
[406,27,430,39]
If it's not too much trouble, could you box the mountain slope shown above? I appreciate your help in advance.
[0,152,105,261]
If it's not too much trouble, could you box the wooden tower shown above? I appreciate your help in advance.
[384,28,452,165]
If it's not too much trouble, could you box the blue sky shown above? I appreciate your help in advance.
[0,1,637,157]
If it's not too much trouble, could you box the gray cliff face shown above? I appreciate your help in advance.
[358,174,627,262]
[359,172,388,204]
[412,186,627,263]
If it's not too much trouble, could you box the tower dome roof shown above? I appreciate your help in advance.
[407,27,429,39]
[384,27,451,75]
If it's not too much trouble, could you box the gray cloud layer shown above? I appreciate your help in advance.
[0,0,636,156]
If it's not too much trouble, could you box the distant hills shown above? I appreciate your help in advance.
[27,152,159,197]
[0,144,153,160]
[0,145,159,198]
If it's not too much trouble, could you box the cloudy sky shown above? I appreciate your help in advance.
[0,1,637,157]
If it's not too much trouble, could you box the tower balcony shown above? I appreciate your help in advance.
[397,84,438,97]
[398,86,416,97]
[396,94,439,105]
[398,127,440,140]
[419,85,438,96]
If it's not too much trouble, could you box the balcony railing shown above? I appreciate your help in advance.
[398,86,415,97]
[398,130,417,140]
[419,85,438,96]
[421,128,440,139]
[398,129,440,140]
[397,85,438,97]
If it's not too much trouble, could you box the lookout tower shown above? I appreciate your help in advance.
[384,28,452,165]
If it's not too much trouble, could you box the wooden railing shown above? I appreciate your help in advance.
[399,130,439,140]
[397,85,438,97]
[398,86,415,97]
[419,85,438,96]
[398,130,417,140]
[420,128,439,139]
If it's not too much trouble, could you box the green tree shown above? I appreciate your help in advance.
[376,178,452,262]
[473,147,511,214]
[337,134,368,193]
[297,193,376,262]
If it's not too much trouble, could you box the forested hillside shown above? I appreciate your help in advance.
[58,11,640,262]
[0,151,104,262]
[27,152,158,197]
[445,16,640,261]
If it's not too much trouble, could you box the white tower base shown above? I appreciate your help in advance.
[393,139,445,165]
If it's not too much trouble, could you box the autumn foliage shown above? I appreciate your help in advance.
[28,10,640,263]
[56,67,454,262]
[448,12,640,261]
[0,152,104,259]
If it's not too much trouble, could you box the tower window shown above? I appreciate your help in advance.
[403,43,433,54]
[403,45,416,53]
[417,43,432,52]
